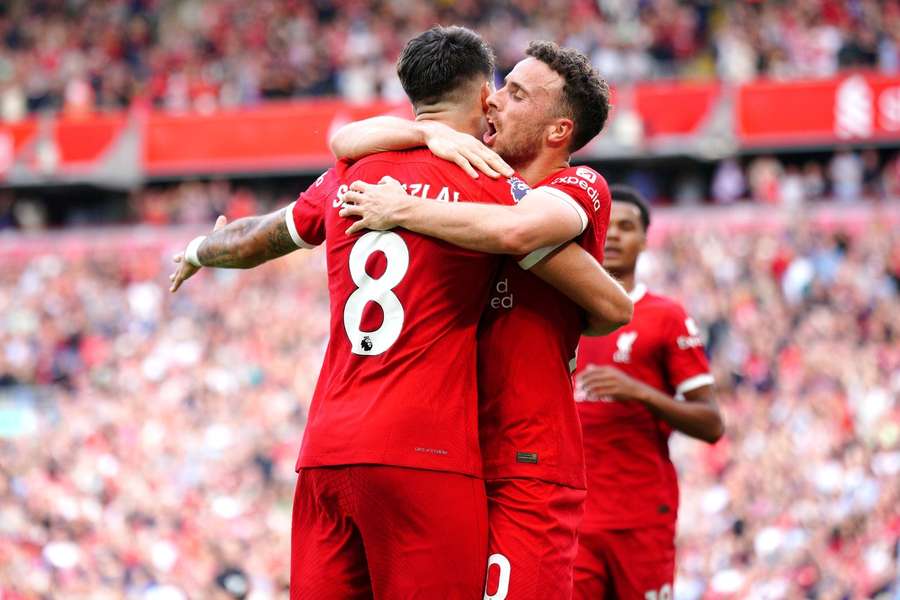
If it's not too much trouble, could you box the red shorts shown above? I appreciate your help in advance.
[573,523,676,600]
[482,478,586,600]
[291,465,488,600]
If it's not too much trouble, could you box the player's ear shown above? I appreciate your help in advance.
[547,117,574,148]
[480,81,491,113]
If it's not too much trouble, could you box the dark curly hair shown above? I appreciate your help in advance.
[609,184,651,231]
[525,41,610,153]
[397,26,495,109]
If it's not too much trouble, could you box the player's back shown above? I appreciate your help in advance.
[295,149,522,477]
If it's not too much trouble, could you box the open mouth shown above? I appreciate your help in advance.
[484,117,498,145]
[604,246,622,258]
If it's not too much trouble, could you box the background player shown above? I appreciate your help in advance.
[573,185,725,600]
[170,27,628,600]
[336,42,620,600]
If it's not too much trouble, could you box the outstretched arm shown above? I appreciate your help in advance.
[169,207,298,292]
[529,244,633,335]
[330,116,513,179]
[340,177,584,257]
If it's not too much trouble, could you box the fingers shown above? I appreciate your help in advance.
[378,175,401,186]
[338,203,364,219]
[172,253,183,263]
[169,268,185,293]
[482,150,514,178]
[213,215,227,231]
[453,155,480,179]
[349,180,370,193]
[464,150,499,179]
[345,220,367,235]
[342,189,363,206]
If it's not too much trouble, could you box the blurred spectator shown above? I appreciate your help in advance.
[711,158,746,204]
[1,0,900,118]
[830,149,864,201]
[779,165,807,209]
[803,160,828,199]
[747,155,783,204]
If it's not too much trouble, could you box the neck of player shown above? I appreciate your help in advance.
[515,151,570,188]
[609,268,636,293]
[415,107,484,139]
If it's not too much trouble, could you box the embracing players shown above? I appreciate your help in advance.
[170,26,629,599]
[335,42,619,600]
[573,186,725,600]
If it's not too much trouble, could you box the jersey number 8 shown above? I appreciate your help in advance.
[344,231,409,356]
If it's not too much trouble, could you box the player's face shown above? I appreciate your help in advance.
[484,58,565,167]
[603,201,646,273]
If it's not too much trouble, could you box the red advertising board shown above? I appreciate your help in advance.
[737,72,900,145]
[143,100,412,176]
[634,81,719,137]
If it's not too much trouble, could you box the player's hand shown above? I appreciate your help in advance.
[169,215,227,293]
[419,120,513,179]
[578,365,647,402]
[340,176,410,235]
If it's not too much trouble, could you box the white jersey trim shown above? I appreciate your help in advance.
[675,373,715,398]
[535,186,589,234]
[284,201,315,249]
[517,187,589,270]
[628,283,648,303]
[518,245,556,270]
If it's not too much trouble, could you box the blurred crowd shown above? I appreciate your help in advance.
[1,204,899,598]
[0,0,899,119]
[709,149,900,206]
[0,246,331,599]
[647,211,900,597]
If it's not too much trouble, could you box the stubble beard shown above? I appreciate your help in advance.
[495,127,544,171]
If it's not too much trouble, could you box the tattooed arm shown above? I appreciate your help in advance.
[197,208,297,267]
[169,208,300,292]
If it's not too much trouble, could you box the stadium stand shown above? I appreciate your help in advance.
[1,1,899,598]
[0,0,897,116]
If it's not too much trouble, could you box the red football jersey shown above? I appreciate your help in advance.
[575,285,715,529]
[286,150,527,477]
[478,165,611,489]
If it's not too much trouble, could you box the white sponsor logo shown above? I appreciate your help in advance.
[613,331,638,363]
[878,86,900,131]
[549,176,601,211]
[677,318,704,349]
[575,166,597,183]
[489,278,514,309]
[835,75,874,139]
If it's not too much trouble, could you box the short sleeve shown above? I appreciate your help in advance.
[518,166,611,270]
[663,304,714,398]
[285,168,338,248]
[534,166,608,234]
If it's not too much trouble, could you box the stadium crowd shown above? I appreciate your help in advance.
[1,204,898,598]
[0,0,898,118]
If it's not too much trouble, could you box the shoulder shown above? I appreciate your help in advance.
[640,291,687,319]
[544,166,607,190]
[538,165,610,212]
[350,148,439,169]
